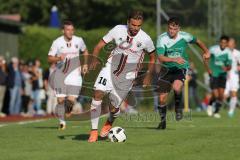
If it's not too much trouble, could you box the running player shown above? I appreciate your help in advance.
[48,20,88,130]
[156,17,210,129]
[207,35,232,118]
[224,38,240,117]
[88,10,155,142]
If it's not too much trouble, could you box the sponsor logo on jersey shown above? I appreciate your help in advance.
[137,42,142,48]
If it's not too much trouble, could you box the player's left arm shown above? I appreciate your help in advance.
[81,48,89,75]
[143,38,156,87]
[195,39,211,74]
[143,51,155,87]
[223,51,232,71]
[79,38,89,75]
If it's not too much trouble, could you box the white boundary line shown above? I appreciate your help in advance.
[0,119,50,128]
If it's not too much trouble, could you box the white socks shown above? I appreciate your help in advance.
[90,99,102,130]
[229,97,237,113]
[56,103,65,124]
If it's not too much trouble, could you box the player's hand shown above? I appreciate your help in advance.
[89,58,100,70]
[81,64,88,75]
[58,54,66,61]
[222,66,231,72]
[173,57,185,64]
[208,69,212,75]
[143,73,151,88]
[203,51,210,60]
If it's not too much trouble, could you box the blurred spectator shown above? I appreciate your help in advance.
[201,93,212,111]
[21,63,33,117]
[7,57,25,115]
[30,61,44,115]
[188,62,201,110]
[43,63,57,115]
[0,56,7,117]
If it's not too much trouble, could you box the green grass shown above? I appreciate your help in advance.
[0,110,240,160]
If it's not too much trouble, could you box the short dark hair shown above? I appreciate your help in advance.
[167,17,180,26]
[62,20,74,29]
[220,35,229,41]
[128,10,144,20]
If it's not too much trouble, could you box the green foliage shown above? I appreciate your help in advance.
[19,25,109,68]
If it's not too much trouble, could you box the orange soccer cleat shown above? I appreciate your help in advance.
[88,130,98,143]
[100,121,112,137]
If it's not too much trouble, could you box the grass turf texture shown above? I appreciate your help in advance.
[0,110,239,160]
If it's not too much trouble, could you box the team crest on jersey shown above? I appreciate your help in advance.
[66,43,71,48]
[119,38,123,41]
[137,42,142,47]
[75,44,78,49]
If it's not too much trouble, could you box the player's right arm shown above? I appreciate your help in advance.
[48,54,65,63]
[90,26,117,70]
[89,40,107,70]
[47,40,66,63]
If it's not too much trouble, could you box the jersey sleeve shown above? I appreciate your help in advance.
[102,26,118,43]
[79,38,87,52]
[225,50,233,66]
[156,36,165,55]
[183,32,197,44]
[144,38,155,54]
[48,40,58,56]
[236,50,240,64]
[209,46,215,55]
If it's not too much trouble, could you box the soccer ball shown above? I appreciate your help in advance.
[108,127,126,142]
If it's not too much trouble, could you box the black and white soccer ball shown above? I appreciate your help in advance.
[108,127,126,142]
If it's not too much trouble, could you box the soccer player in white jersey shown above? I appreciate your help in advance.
[156,17,210,129]
[88,10,155,142]
[224,38,240,117]
[48,21,88,130]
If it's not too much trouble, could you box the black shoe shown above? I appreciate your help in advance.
[157,121,166,130]
[176,110,183,121]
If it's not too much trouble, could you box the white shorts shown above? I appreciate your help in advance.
[224,76,239,96]
[51,68,82,98]
[94,64,132,107]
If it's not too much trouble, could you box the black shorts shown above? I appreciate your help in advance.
[157,67,187,93]
[210,76,226,89]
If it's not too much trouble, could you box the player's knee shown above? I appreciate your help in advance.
[110,107,120,118]
[57,98,65,105]
[159,96,167,105]
[173,87,182,94]
[65,99,75,109]
[91,99,102,110]
[93,90,104,101]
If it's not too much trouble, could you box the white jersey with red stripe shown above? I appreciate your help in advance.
[93,25,155,107]
[48,35,87,97]
[48,35,86,60]
[225,49,240,94]
[228,49,240,79]
[103,25,155,75]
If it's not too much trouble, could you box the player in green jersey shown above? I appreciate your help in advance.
[156,17,210,129]
[207,35,232,118]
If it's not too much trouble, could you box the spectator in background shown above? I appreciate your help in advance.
[0,56,7,117]
[30,61,44,115]
[21,63,33,117]
[201,92,211,111]
[43,63,57,115]
[7,57,25,115]
[188,62,201,111]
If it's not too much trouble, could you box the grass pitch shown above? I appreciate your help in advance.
[0,110,239,160]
